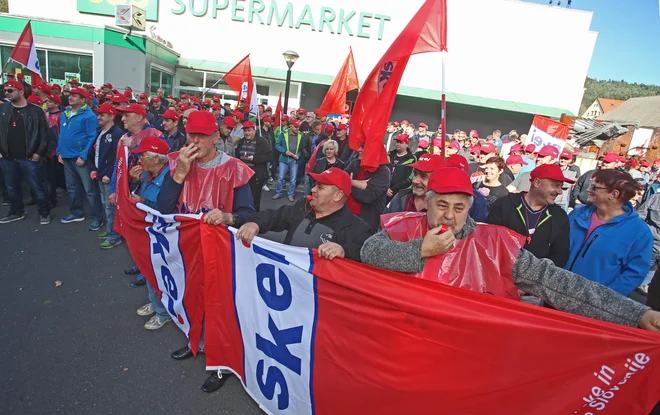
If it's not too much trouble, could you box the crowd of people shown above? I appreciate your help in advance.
[4,75,660,400]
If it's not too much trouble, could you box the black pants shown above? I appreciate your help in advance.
[248,176,264,212]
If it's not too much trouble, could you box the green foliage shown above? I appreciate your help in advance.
[580,77,660,115]
[0,0,7,13]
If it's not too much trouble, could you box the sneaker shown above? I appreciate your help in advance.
[88,220,103,231]
[272,193,282,200]
[1,200,8,206]
[124,265,140,275]
[288,195,295,202]
[60,215,84,224]
[131,274,146,287]
[144,315,171,330]
[136,303,155,316]
[98,231,108,239]
[56,188,68,197]
[262,184,270,192]
[0,212,26,224]
[100,239,123,250]
[268,178,274,184]
[39,214,51,225]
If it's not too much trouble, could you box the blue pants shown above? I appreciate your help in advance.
[99,182,121,242]
[276,159,298,197]
[147,280,170,322]
[0,158,51,216]
[63,158,103,221]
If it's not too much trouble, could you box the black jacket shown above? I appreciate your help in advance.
[383,188,414,214]
[236,135,273,180]
[0,101,49,158]
[345,161,391,232]
[388,149,416,194]
[486,192,570,267]
[573,169,596,204]
[87,124,123,179]
[247,198,372,262]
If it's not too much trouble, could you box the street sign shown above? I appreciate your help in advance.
[115,4,146,31]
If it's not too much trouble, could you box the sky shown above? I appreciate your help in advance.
[524,0,660,85]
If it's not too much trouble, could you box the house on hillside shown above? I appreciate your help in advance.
[581,98,625,119]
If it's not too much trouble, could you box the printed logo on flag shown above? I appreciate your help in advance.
[378,60,397,96]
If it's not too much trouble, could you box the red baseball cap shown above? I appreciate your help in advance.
[282,115,290,122]
[308,168,352,196]
[162,109,180,121]
[124,90,133,98]
[617,155,627,163]
[419,122,428,129]
[212,104,221,110]
[221,116,237,129]
[69,79,80,86]
[232,110,245,121]
[16,73,25,80]
[395,134,410,144]
[262,116,273,123]
[537,145,559,158]
[401,120,410,125]
[336,124,347,131]
[480,143,497,154]
[290,120,301,128]
[181,94,188,99]
[525,144,536,153]
[96,103,117,116]
[642,161,651,167]
[417,140,429,149]
[103,83,113,89]
[510,143,524,153]
[213,95,220,102]
[186,111,219,135]
[152,96,161,103]
[530,164,575,184]
[139,92,148,99]
[4,80,24,90]
[654,159,660,164]
[601,152,619,163]
[559,150,572,159]
[449,141,460,150]
[131,136,169,155]
[470,129,479,138]
[266,106,272,112]
[116,103,147,118]
[470,145,481,154]
[427,168,474,196]
[409,154,446,172]
[242,121,256,129]
[108,94,128,104]
[447,155,469,172]
[27,95,43,106]
[297,108,307,115]
[506,154,528,166]
[34,83,52,94]
[51,84,62,91]
[432,138,443,147]
[138,100,149,107]
[627,160,638,168]
[46,94,62,105]
[69,87,90,99]
[393,122,400,127]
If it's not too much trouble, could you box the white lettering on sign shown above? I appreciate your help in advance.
[232,231,317,415]
[526,125,566,153]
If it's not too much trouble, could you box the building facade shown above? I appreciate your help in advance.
[1,0,598,135]
[581,98,625,119]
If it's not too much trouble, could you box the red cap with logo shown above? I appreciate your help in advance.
[427,168,474,196]
[27,95,43,106]
[69,87,91,99]
[96,103,117,116]
[525,144,536,153]
[242,121,256,129]
[449,141,460,150]
[506,154,528,166]
[290,120,301,128]
[409,154,446,172]
[432,138,443,147]
[480,143,497,154]
[4,80,24,90]
[641,161,651,167]
[559,150,573,159]
[34,83,52,94]
[417,140,429,149]
[395,134,410,144]
[266,106,272,112]
[470,129,479,138]
[186,111,219,135]
[221,116,237,129]
[162,109,180,121]
[46,94,62,105]
[103,83,113,89]
[419,122,428,129]
[537,145,559,158]
[116,103,147,118]
[51,84,62,91]
[601,152,620,163]
[262,116,273,123]
[139,92,148,99]
[131,136,169,155]
[108,94,128,104]
[510,143,524,153]
[213,95,220,102]
[297,108,307,115]
[211,104,220,110]
[447,155,469,172]
[152,96,161,103]
[232,110,245,121]
[530,164,575,184]
[336,123,347,131]
[308,168,352,196]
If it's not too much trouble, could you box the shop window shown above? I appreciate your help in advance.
[150,67,174,95]
[47,51,93,85]
[0,45,47,83]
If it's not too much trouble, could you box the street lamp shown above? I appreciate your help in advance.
[282,50,299,113]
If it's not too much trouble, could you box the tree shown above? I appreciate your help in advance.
[580,78,660,115]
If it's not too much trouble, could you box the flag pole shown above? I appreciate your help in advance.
[440,53,447,159]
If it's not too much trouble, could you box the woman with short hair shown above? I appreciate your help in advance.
[476,156,509,206]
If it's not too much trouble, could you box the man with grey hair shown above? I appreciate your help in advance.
[361,167,660,332]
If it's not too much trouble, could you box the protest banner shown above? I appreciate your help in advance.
[526,115,571,153]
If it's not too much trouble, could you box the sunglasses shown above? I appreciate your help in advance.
[4,89,16,94]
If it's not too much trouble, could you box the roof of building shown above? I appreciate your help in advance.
[598,96,660,128]
[596,98,624,113]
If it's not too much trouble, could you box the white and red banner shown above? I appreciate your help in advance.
[115,146,660,415]
[8,21,43,85]
[526,115,571,153]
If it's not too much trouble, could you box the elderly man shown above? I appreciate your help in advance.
[572,152,618,205]
[237,167,371,261]
[384,154,445,214]
[236,120,272,212]
[360,167,660,332]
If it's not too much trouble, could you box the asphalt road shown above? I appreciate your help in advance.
[0,186,292,415]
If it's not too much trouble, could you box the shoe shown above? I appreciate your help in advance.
[60,215,84,224]
[24,198,35,207]
[98,231,108,239]
[288,196,295,202]
[144,315,171,330]
[637,285,649,295]
[272,193,282,200]
[268,178,274,184]
[56,188,68,197]
[88,220,103,231]
[1,200,8,206]
[0,212,26,224]
[39,214,51,225]
[202,372,232,393]
[136,303,155,316]
[100,239,123,249]
[171,345,194,360]
[124,265,140,275]
[262,184,270,192]
[131,274,146,287]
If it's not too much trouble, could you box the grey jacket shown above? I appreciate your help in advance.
[637,193,660,255]
[360,216,649,327]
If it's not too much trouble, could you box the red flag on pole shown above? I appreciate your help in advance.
[223,54,254,111]
[7,21,43,86]
[350,0,447,171]
[273,91,283,129]
[316,48,360,117]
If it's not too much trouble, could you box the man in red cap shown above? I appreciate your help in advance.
[235,120,272,211]
[230,110,245,142]
[0,80,52,224]
[296,108,310,132]
[274,119,303,202]
[33,83,52,104]
[89,103,124,248]
[468,142,514,186]
[505,154,528,178]
[259,116,276,185]
[384,122,401,152]
[43,94,65,203]
[387,134,416,201]
[215,116,236,157]
[361,167,660,332]
[148,96,166,130]
[640,160,651,184]
[556,150,580,211]
[507,145,559,193]
[334,123,352,164]
[237,167,371,261]
[161,110,185,152]
[572,152,618,205]
[384,154,445,214]
[412,122,431,152]
[487,164,573,267]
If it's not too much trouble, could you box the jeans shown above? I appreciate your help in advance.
[303,175,311,196]
[99,182,121,242]
[147,280,170,322]
[63,158,103,221]
[276,159,298,197]
[0,166,8,201]
[0,158,51,216]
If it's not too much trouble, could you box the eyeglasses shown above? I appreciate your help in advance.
[4,89,15,94]
[588,184,608,192]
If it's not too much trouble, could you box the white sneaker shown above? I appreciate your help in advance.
[262,184,270,191]
[136,303,155,316]
[144,315,171,330]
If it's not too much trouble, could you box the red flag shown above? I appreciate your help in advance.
[8,22,44,86]
[223,54,254,109]
[316,48,360,117]
[273,91,283,129]
[350,0,447,170]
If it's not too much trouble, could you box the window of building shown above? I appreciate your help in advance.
[47,51,93,85]
[150,66,174,95]
[0,45,47,83]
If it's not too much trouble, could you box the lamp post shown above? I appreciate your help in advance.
[282,50,299,113]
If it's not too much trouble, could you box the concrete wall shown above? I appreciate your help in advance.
[104,44,146,93]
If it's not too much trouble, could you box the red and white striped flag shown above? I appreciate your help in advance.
[8,21,43,85]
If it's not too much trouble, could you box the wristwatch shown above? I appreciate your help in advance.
[232,213,240,227]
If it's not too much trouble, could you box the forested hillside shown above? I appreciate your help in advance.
[580,78,660,115]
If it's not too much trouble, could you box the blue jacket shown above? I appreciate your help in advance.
[135,165,171,210]
[57,105,99,160]
[565,203,653,296]
[88,124,123,179]
[275,131,303,163]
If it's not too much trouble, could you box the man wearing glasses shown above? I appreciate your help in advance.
[0,80,52,224]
